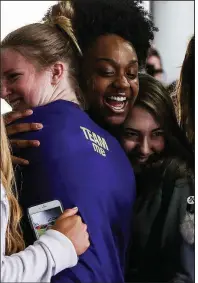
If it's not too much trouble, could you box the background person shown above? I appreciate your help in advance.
[177,35,195,148]
[146,47,164,83]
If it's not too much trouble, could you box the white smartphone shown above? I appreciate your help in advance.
[28,200,63,239]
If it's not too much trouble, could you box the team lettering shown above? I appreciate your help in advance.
[80,126,109,156]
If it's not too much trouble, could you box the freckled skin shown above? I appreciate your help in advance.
[82,34,139,128]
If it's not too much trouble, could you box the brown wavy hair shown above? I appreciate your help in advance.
[1,116,25,255]
[177,35,195,147]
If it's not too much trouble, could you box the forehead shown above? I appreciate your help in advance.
[125,106,160,130]
[1,48,34,73]
[89,34,138,64]
[147,55,161,66]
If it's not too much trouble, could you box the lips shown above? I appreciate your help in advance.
[137,156,149,163]
[104,94,128,113]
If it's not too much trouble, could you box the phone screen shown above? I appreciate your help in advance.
[31,206,62,238]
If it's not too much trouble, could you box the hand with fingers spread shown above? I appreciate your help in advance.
[52,207,90,256]
[3,109,43,165]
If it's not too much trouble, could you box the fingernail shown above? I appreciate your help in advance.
[33,141,40,146]
[36,124,43,129]
[23,160,29,165]
[26,109,33,115]
[73,207,78,210]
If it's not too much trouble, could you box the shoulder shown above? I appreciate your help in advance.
[162,157,194,198]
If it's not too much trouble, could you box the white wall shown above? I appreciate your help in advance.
[1,99,12,115]
[1,1,56,40]
[152,1,194,85]
[142,1,151,13]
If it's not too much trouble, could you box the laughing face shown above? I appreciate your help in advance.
[121,106,165,168]
[82,34,139,127]
[1,48,54,111]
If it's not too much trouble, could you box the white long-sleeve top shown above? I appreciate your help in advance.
[1,184,78,282]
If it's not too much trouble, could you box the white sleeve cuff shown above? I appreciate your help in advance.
[38,229,78,274]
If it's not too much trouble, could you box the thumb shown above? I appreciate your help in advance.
[59,207,78,220]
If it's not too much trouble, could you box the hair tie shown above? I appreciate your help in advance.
[45,15,82,56]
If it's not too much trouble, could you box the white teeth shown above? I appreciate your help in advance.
[112,104,124,111]
[109,96,126,102]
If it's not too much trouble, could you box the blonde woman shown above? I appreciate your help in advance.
[0,113,90,282]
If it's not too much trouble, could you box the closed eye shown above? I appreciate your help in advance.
[126,73,137,80]
[97,69,115,77]
[7,73,22,82]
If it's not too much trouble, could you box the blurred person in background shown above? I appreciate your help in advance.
[146,47,164,83]
[167,80,179,121]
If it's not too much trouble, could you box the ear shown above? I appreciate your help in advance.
[50,62,65,85]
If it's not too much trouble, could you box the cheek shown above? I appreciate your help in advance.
[121,138,137,154]
[130,79,139,97]
[23,83,37,103]
[153,138,165,152]
[87,76,109,99]
[16,74,36,100]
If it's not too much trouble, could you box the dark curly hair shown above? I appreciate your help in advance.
[44,0,157,67]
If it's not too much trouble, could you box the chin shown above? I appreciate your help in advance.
[130,160,148,173]
[104,112,127,128]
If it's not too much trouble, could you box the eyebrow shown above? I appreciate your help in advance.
[152,128,163,132]
[3,68,21,75]
[124,127,162,132]
[124,127,140,133]
[95,57,138,66]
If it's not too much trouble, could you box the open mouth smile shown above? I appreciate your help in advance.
[104,95,128,113]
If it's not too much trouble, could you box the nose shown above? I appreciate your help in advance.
[139,137,151,156]
[113,75,130,90]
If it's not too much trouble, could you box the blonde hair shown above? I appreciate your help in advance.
[43,0,82,56]
[1,116,25,255]
[1,0,84,107]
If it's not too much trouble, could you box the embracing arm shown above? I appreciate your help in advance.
[3,109,43,166]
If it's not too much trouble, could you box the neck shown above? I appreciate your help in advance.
[49,88,79,105]
[48,77,80,106]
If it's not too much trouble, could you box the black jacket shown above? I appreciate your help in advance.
[125,167,194,283]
